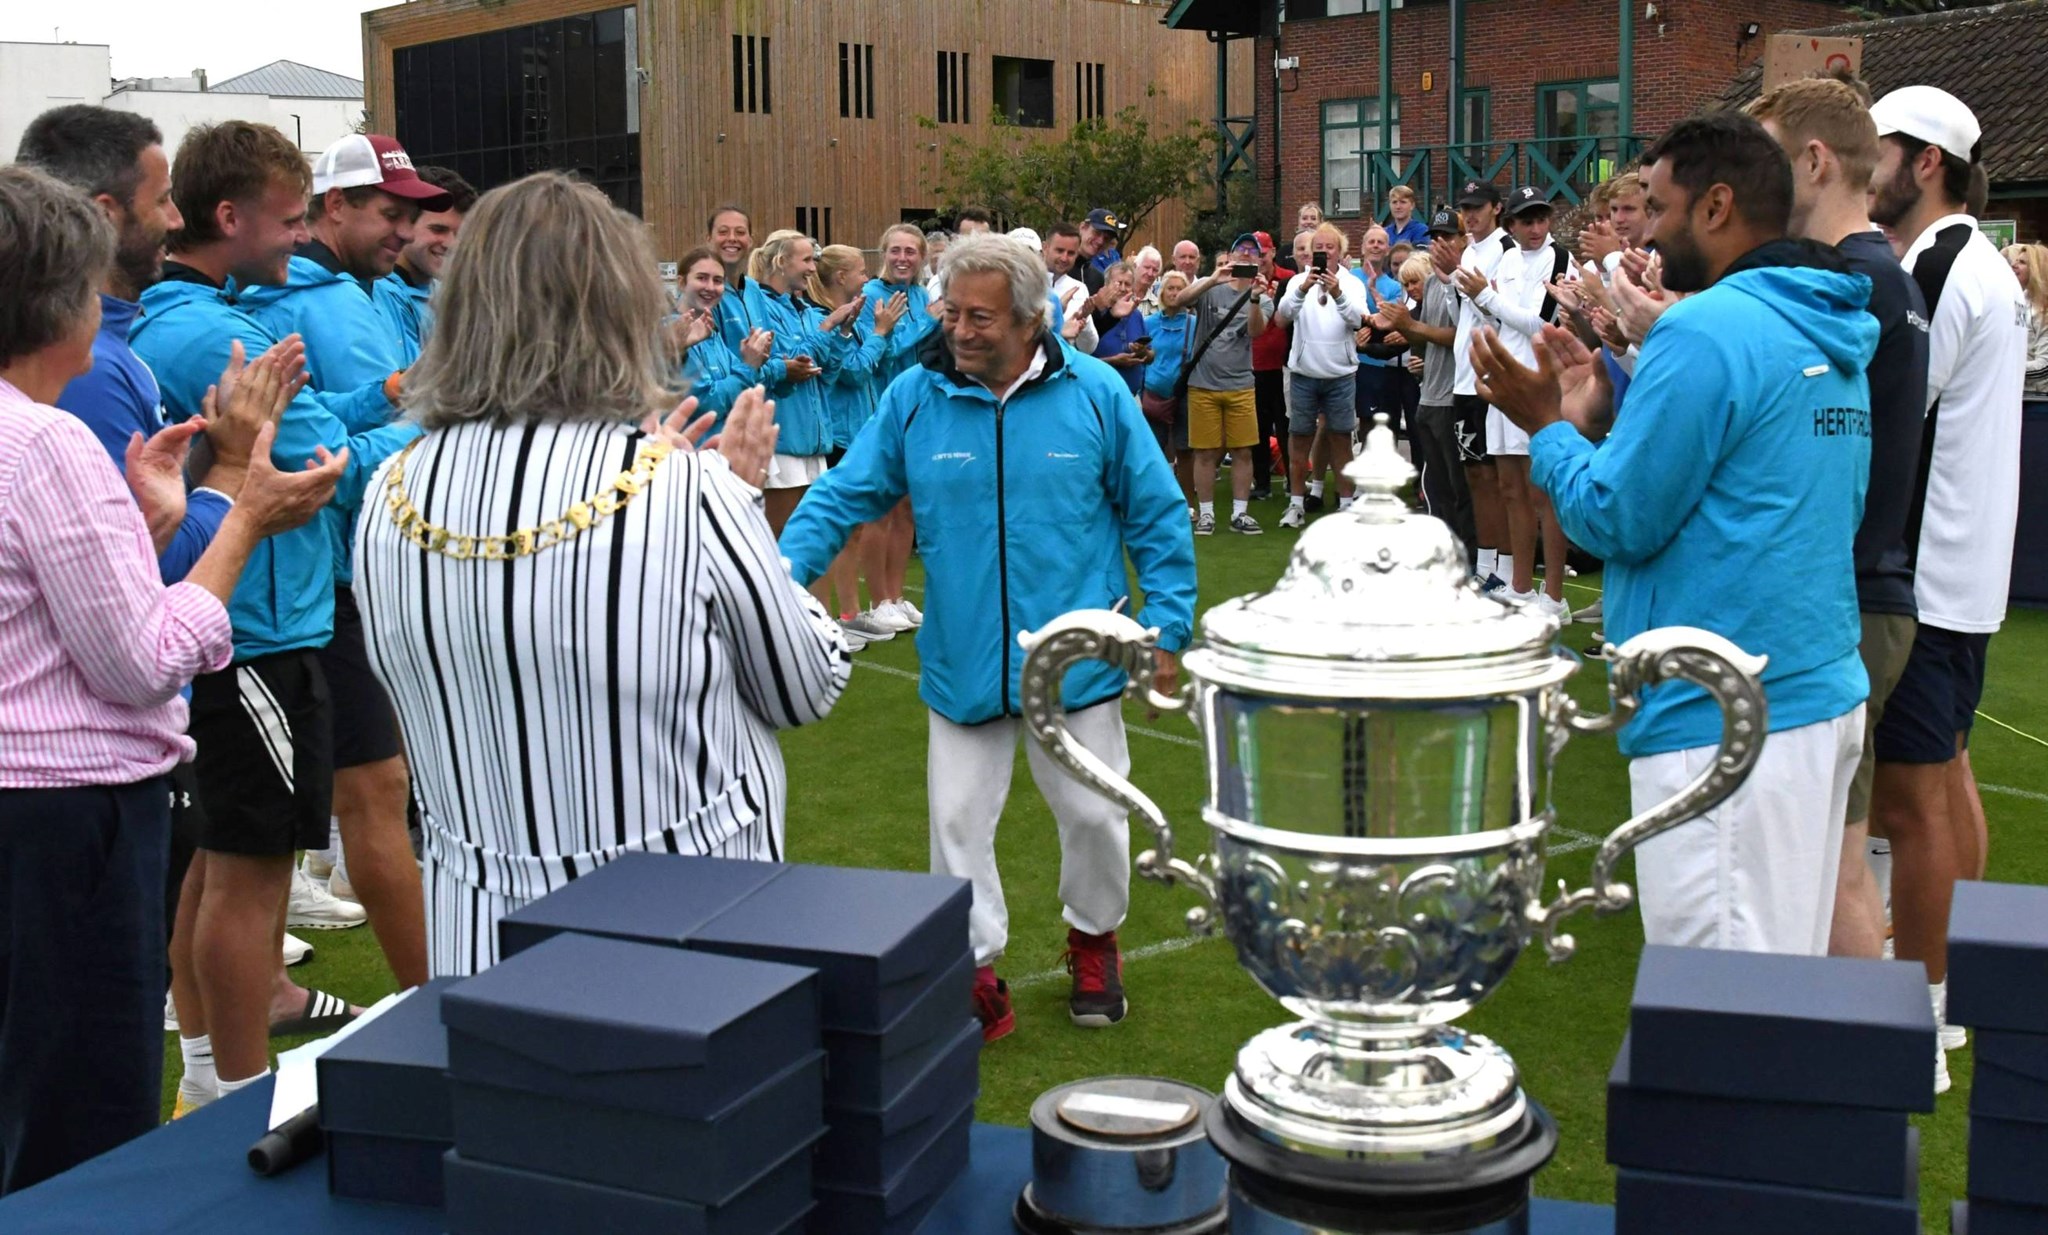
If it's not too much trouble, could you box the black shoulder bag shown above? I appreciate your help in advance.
[1172,283,1259,403]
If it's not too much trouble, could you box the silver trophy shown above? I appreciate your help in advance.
[1017,418,1767,1229]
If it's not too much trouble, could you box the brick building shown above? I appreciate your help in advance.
[1167,0,1848,246]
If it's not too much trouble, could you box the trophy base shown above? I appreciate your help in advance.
[1207,1095,1559,1235]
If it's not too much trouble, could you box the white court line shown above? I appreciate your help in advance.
[1984,783,2048,804]
[1010,936,1216,991]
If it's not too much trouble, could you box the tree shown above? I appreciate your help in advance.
[921,93,1218,240]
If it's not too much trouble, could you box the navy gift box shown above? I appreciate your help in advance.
[1968,1114,2048,1207]
[824,954,974,1110]
[495,851,788,961]
[1953,1197,2048,1235]
[688,864,972,1032]
[1973,1030,2048,1123]
[1947,881,2048,1034]
[1606,1033,1915,1196]
[444,1139,815,1235]
[1615,1165,1920,1235]
[318,977,461,1207]
[1627,945,1936,1111]
[452,1050,825,1204]
[441,933,819,1119]
[817,1018,980,1188]
[810,1104,973,1235]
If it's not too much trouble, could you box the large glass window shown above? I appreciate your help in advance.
[993,56,1054,128]
[1320,97,1400,218]
[1459,87,1490,146]
[1535,79,1620,142]
[393,7,641,213]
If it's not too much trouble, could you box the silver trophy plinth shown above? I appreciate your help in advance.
[1017,417,1768,1229]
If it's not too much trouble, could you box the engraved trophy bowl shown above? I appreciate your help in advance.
[1016,416,1769,1216]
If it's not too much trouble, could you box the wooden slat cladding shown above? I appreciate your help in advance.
[364,0,1253,260]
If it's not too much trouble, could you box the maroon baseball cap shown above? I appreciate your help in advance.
[311,134,450,204]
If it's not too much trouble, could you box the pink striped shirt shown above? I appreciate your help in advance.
[0,378,233,788]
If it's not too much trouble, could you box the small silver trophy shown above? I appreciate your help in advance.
[1017,417,1768,1232]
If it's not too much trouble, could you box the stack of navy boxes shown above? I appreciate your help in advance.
[1607,944,1935,1234]
[1945,881,2048,1235]
[494,853,979,1235]
[440,931,825,1234]
[317,977,463,1207]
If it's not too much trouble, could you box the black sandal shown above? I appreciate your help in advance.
[268,988,357,1038]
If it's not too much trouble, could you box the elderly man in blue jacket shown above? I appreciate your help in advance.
[781,233,1197,1042]
[1477,112,1875,958]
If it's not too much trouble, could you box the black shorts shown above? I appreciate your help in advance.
[1452,394,1490,464]
[1871,624,1991,765]
[320,585,403,769]
[826,446,848,467]
[187,650,335,856]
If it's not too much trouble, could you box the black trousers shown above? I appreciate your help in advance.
[1414,402,1477,571]
[0,778,169,1195]
[1251,368,1289,489]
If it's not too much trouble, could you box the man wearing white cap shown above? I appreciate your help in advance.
[1866,84,2028,1090]
[235,132,451,993]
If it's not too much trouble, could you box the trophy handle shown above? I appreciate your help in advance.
[1528,626,1769,963]
[1017,611,1219,927]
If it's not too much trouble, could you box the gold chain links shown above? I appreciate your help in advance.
[381,437,674,561]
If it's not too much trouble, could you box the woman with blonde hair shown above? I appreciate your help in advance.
[2005,242,2048,406]
[353,173,850,976]
[808,243,908,647]
[858,223,936,635]
[750,229,856,533]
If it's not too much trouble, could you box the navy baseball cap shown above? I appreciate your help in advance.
[1456,180,1503,208]
[1427,208,1462,236]
[1084,208,1123,232]
[1505,185,1553,217]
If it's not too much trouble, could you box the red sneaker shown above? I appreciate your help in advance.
[1061,928,1127,1027]
[973,964,1015,1043]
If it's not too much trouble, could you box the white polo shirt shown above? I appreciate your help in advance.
[1902,213,2028,634]
[1452,227,1512,397]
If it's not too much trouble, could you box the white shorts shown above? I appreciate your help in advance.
[1485,406,1530,457]
[764,453,829,490]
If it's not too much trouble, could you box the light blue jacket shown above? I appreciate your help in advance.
[372,269,433,366]
[1141,311,1194,399]
[858,278,938,387]
[131,272,418,659]
[1531,243,1876,757]
[753,288,835,457]
[680,330,761,429]
[236,252,415,586]
[814,317,892,450]
[780,335,1197,725]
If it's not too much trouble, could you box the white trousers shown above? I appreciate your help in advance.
[1629,707,1862,956]
[928,701,1132,966]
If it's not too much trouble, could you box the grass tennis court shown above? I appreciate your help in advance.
[175,488,2048,1226]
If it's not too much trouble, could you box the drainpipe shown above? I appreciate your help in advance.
[1618,0,1635,144]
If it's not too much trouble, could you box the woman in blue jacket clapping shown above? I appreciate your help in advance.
[749,230,857,534]
[672,246,771,431]
[1141,269,1196,467]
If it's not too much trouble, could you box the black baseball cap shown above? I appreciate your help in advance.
[1505,185,1553,218]
[1456,180,1502,208]
[1427,208,1462,237]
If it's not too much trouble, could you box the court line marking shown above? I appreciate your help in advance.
[1976,712,2048,749]
[1984,783,2047,804]
[1010,936,1215,991]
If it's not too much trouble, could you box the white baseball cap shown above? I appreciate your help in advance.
[310,134,450,202]
[1007,227,1043,250]
[1869,85,1981,164]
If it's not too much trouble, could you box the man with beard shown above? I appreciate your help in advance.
[1864,85,2027,1085]
[1478,111,1875,956]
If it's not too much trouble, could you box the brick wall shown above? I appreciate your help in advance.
[1252,0,1847,248]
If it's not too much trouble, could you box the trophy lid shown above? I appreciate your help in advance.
[1188,416,1568,700]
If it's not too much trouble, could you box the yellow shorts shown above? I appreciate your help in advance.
[1185,387,1258,451]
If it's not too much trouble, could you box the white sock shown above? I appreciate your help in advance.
[1478,548,1498,577]
[1337,495,1354,511]
[178,1032,218,1103]
[1309,480,1325,498]
[217,1068,272,1097]
[1930,980,1947,1026]
[1232,499,1248,518]
[1497,554,1516,586]
[1866,837,1893,912]
[1198,501,1214,519]
[1289,494,1305,510]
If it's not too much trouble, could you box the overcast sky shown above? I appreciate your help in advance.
[4,1,392,83]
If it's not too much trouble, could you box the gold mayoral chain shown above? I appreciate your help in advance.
[382,438,675,561]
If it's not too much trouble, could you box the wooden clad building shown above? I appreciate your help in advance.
[362,0,1255,262]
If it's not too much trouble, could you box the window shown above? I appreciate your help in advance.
[992,56,1054,128]
[796,205,833,246]
[392,6,642,214]
[1535,79,1619,142]
[1076,61,1106,121]
[936,50,970,124]
[838,42,875,120]
[1319,97,1400,217]
[1296,0,1403,16]
[732,33,771,114]
[1459,87,1490,145]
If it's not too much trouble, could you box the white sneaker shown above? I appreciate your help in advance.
[1574,598,1603,625]
[327,868,358,903]
[897,599,922,626]
[842,611,897,642]
[1941,1023,1968,1052]
[1279,505,1306,530]
[287,866,367,930]
[1193,513,1216,536]
[868,601,916,633]
[164,991,179,1032]
[282,932,314,966]
[1935,1043,1952,1095]
[1534,594,1573,624]
[1504,589,1541,606]
[836,621,872,653]
[301,849,335,880]
[1933,982,1967,1052]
